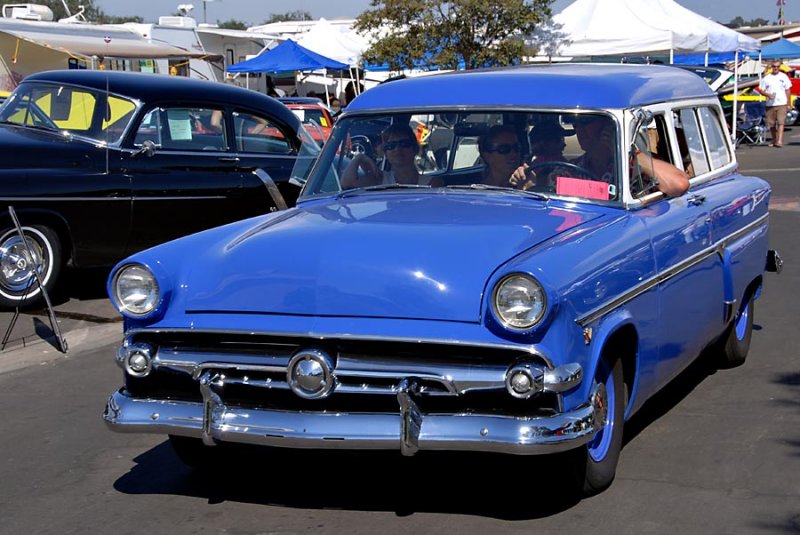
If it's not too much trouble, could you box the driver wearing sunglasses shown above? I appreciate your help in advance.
[341,124,442,189]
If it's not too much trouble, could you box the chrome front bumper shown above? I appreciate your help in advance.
[103,384,606,455]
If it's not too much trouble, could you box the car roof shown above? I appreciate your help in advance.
[23,70,300,126]
[347,63,715,112]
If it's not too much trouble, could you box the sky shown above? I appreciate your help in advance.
[95,0,799,27]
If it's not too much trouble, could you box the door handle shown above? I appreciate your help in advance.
[687,194,706,206]
[218,156,240,163]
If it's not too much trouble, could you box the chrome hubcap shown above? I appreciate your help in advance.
[0,234,45,293]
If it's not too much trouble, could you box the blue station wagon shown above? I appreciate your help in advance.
[103,64,781,496]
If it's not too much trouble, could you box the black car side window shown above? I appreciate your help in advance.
[234,111,293,154]
[134,107,226,151]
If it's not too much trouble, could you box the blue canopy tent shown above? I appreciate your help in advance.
[227,39,348,104]
[227,39,349,73]
[760,38,800,60]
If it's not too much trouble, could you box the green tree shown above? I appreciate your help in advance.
[38,0,102,21]
[262,10,313,24]
[217,19,248,30]
[727,16,770,28]
[36,0,141,23]
[355,0,553,71]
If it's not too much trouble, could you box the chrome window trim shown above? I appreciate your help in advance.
[575,213,769,327]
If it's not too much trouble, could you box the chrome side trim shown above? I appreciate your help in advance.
[104,389,601,455]
[576,213,769,327]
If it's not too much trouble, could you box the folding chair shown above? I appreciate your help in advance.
[735,102,766,147]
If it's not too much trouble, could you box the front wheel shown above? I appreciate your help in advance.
[0,225,62,308]
[576,357,626,496]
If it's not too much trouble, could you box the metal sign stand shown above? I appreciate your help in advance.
[0,206,67,353]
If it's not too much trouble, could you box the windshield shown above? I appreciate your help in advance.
[298,110,620,203]
[0,82,137,144]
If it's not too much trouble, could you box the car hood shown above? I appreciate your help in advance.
[179,194,603,322]
[0,124,97,170]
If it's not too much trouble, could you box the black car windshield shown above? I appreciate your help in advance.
[0,82,137,144]
[298,110,621,203]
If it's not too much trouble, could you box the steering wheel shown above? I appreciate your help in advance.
[349,134,374,159]
[524,160,598,192]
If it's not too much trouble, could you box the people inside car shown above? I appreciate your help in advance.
[529,120,570,163]
[514,115,689,198]
[478,125,529,187]
[341,124,442,189]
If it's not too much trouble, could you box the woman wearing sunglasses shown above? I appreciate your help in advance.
[341,124,442,189]
[478,125,529,187]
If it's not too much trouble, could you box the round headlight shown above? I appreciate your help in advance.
[114,264,159,316]
[492,274,546,330]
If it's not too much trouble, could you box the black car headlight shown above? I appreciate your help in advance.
[112,264,160,316]
[492,273,547,330]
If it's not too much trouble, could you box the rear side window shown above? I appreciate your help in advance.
[234,111,293,154]
[675,109,710,177]
[697,107,731,169]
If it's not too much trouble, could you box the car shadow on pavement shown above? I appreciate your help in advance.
[114,441,583,518]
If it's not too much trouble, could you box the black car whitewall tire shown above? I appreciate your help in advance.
[0,225,61,308]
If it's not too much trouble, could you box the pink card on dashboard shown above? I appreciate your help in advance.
[556,176,609,200]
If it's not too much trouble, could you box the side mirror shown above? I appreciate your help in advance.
[630,108,654,144]
[134,139,156,158]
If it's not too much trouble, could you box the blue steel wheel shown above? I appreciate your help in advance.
[580,357,625,496]
[718,292,754,368]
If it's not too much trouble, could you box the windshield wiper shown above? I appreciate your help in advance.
[336,183,433,199]
[446,183,548,201]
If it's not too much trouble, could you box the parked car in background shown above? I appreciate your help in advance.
[277,96,334,145]
[0,70,318,307]
[104,64,779,497]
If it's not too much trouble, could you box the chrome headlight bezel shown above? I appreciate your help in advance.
[112,263,160,317]
[491,273,547,331]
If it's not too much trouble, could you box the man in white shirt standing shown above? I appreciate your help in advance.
[757,59,793,147]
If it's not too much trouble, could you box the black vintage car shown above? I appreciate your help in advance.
[0,70,318,307]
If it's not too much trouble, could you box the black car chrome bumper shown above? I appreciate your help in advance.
[103,384,606,455]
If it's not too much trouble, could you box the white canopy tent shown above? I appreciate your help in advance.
[295,18,369,100]
[295,18,366,66]
[548,0,760,58]
[537,0,760,140]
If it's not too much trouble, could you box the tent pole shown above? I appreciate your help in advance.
[704,51,709,67]
[669,49,674,64]
[324,68,330,106]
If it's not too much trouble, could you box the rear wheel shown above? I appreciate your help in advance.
[0,225,62,308]
[576,357,625,496]
[717,292,754,368]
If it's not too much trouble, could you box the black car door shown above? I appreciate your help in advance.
[229,109,303,209]
[121,105,246,254]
